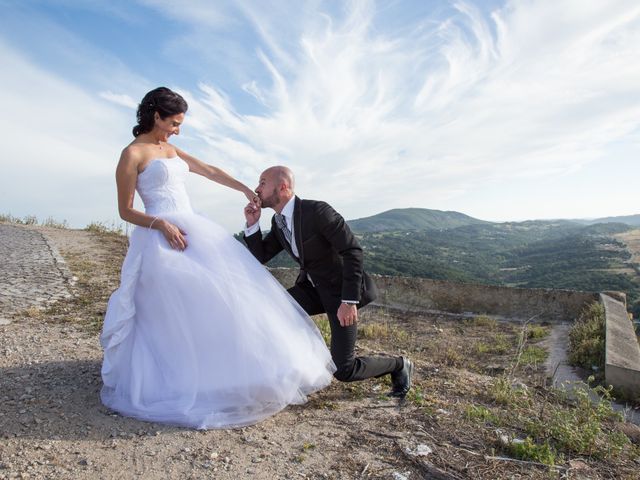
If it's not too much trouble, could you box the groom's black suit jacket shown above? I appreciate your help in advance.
[244,197,377,306]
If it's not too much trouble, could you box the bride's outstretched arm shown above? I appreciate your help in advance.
[115,149,188,250]
[175,147,258,205]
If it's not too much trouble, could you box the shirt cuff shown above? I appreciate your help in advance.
[341,300,359,304]
[244,222,260,236]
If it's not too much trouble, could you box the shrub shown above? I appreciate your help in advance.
[465,405,499,424]
[527,325,550,340]
[85,221,124,235]
[466,315,498,328]
[488,376,530,407]
[312,315,331,346]
[520,345,548,366]
[358,322,409,342]
[568,302,605,372]
[41,217,69,229]
[506,437,558,466]
[544,382,626,458]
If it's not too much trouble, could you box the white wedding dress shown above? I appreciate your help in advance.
[100,157,335,429]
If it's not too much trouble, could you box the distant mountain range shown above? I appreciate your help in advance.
[347,208,640,233]
[573,214,640,227]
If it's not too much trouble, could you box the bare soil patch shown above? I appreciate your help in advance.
[615,228,640,267]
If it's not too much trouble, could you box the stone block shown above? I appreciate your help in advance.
[603,293,640,398]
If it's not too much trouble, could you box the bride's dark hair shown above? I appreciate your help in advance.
[133,87,188,137]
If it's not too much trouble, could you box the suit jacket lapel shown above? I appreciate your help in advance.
[293,196,304,265]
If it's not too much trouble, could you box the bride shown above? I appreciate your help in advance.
[100,87,335,429]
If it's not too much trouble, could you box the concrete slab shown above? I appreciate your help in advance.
[603,293,640,398]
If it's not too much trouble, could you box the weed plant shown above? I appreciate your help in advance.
[312,315,332,346]
[568,302,605,373]
[477,375,629,465]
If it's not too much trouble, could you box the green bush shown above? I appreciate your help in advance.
[520,345,548,365]
[465,405,499,424]
[568,302,605,372]
[527,325,550,340]
[312,315,331,346]
[506,437,557,466]
[545,382,625,458]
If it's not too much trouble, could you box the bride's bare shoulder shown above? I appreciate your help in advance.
[119,144,145,163]
[116,145,146,174]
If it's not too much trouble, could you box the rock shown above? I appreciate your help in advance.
[0,318,12,326]
[616,423,640,444]
[392,472,410,480]
[405,444,432,457]
[511,381,528,392]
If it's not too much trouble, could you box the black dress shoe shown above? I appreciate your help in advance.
[388,357,414,398]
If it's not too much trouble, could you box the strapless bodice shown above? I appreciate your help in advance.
[136,157,192,215]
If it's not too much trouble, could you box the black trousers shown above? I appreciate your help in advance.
[288,280,401,382]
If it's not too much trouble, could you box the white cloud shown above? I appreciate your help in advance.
[99,91,138,109]
[2,0,639,230]
[136,0,231,28]
[176,0,640,221]
[0,39,131,226]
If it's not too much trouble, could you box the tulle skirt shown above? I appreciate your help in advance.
[100,210,335,429]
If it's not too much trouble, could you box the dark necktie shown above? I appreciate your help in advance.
[274,214,292,245]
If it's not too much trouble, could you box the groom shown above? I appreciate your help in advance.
[243,166,413,397]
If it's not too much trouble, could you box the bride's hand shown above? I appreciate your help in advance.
[158,220,188,251]
[244,189,261,208]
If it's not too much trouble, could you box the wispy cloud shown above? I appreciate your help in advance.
[0,39,131,225]
[175,0,640,220]
[99,91,138,109]
[1,0,639,229]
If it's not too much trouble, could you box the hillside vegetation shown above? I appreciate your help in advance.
[266,209,640,316]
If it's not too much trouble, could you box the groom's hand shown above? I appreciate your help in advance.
[337,303,358,327]
[244,202,261,227]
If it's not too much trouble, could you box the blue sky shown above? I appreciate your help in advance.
[1,0,639,232]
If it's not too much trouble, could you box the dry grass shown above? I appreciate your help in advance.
[43,230,128,333]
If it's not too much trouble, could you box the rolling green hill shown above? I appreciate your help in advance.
[347,208,489,233]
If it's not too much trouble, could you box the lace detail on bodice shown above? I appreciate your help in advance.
[136,158,192,215]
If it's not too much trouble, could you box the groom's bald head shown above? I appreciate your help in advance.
[266,166,295,191]
[255,166,296,213]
